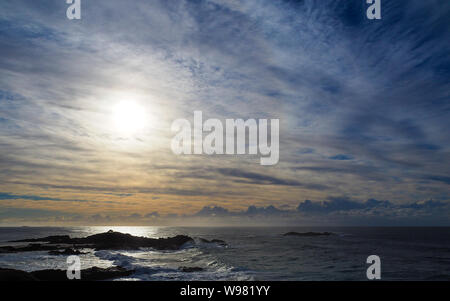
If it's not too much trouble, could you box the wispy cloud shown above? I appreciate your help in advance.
[0,192,88,202]
[0,0,448,223]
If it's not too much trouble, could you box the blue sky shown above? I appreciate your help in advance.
[0,0,449,225]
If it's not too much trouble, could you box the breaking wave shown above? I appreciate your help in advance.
[94,244,254,281]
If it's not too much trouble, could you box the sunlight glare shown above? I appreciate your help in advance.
[112,101,147,134]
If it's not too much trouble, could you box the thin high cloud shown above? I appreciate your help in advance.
[0,0,449,224]
[0,192,95,203]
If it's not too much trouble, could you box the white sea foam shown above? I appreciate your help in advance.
[93,246,254,281]
[0,249,113,272]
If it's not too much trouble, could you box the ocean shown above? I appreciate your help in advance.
[0,226,449,281]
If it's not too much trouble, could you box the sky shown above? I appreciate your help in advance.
[0,0,449,226]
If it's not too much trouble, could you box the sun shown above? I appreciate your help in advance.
[112,101,147,134]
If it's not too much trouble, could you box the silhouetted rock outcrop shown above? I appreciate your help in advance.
[11,235,71,244]
[283,232,333,237]
[72,230,194,250]
[1,230,194,253]
[0,243,61,253]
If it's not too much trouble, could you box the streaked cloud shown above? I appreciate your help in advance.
[0,0,448,224]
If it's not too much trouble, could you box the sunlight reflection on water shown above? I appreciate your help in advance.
[84,226,161,238]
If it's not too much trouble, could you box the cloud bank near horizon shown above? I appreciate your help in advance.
[1,195,449,226]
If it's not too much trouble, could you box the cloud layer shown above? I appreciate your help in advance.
[0,0,449,225]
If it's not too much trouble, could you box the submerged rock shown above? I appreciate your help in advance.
[198,238,227,246]
[211,239,227,244]
[283,232,333,237]
[179,266,204,273]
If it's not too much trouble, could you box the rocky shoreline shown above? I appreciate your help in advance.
[0,266,134,281]
[0,230,223,281]
[0,230,194,254]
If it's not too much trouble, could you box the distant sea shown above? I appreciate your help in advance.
[1,226,449,280]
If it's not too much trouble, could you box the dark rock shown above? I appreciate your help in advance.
[31,266,134,281]
[11,235,71,244]
[0,246,16,253]
[0,266,134,281]
[0,244,60,254]
[211,239,227,245]
[198,238,227,245]
[77,231,194,250]
[179,266,204,273]
[283,232,333,237]
[1,230,194,253]
[0,268,39,281]
[82,266,134,281]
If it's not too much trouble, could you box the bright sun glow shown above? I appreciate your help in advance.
[112,101,147,134]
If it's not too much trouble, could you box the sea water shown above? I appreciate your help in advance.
[0,226,449,280]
